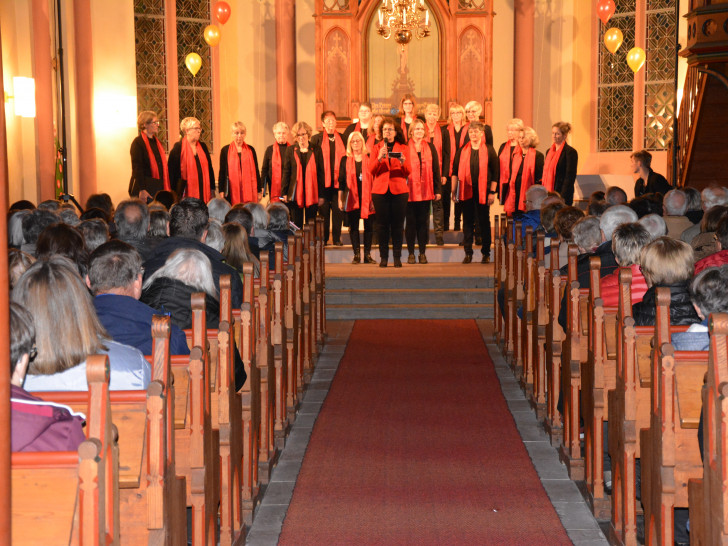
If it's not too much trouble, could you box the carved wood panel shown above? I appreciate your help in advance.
[457,26,485,109]
[324,28,351,119]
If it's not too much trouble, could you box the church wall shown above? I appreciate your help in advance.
[295,0,317,130]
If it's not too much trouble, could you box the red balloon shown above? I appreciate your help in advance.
[597,0,616,25]
[215,1,231,25]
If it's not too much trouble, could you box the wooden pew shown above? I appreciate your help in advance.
[315,216,327,350]
[688,313,728,545]
[519,226,535,394]
[528,232,547,418]
[544,239,565,446]
[641,288,706,546]
[272,242,290,448]
[496,214,508,350]
[558,244,587,480]
[232,263,261,524]
[302,224,314,384]
[13,355,120,545]
[285,233,301,422]
[512,222,525,375]
[503,219,517,363]
[493,213,503,344]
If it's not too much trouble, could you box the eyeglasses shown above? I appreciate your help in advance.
[296,132,308,137]
[147,120,160,126]
[188,127,202,132]
[29,346,37,362]
[233,131,246,136]
[382,127,395,132]
[466,110,478,114]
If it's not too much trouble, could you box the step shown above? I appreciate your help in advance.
[325,245,490,264]
[325,276,495,290]
[326,288,494,306]
[326,303,494,320]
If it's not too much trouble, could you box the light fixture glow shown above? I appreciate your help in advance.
[12,77,36,118]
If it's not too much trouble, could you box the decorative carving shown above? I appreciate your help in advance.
[458,27,484,110]
[324,29,350,118]
[644,3,676,150]
[323,0,349,12]
[134,4,168,145]
[458,0,486,10]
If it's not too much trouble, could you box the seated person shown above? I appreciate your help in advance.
[13,256,151,391]
[638,213,667,241]
[87,240,190,356]
[507,185,549,241]
[694,215,728,275]
[605,186,628,206]
[222,222,260,278]
[257,202,295,264]
[662,189,694,239]
[538,201,564,252]
[632,237,701,326]
[141,248,247,390]
[552,206,584,268]
[690,205,728,262]
[10,302,86,452]
[672,266,728,351]
[599,222,651,307]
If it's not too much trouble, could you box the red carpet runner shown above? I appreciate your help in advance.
[279,320,570,545]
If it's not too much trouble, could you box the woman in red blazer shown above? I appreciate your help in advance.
[369,117,410,267]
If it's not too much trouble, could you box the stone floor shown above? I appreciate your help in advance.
[244,319,609,545]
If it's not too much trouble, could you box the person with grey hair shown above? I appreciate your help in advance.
[257,202,294,264]
[684,187,703,224]
[662,189,694,239]
[204,219,224,252]
[599,204,638,241]
[572,216,602,254]
[244,202,269,232]
[510,184,549,241]
[207,197,231,224]
[682,186,728,243]
[638,213,667,240]
[78,219,110,252]
[59,207,80,226]
[260,122,291,201]
[672,266,728,351]
[600,222,651,306]
[21,208,59,256]
[605,186,628,206]
[8,210,29,249]
[115,199,152,259]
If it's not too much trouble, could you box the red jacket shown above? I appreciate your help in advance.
[694,249,728,276]
[369,142,410,195]
[599,264,648,307]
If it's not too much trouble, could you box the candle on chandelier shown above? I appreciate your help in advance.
[379,9,383,25]
[425,9,429,25]
[403,9,406,23]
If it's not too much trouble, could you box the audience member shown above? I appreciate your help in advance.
[21,208,58,256]
[58,207,80,226]
[148,208,170,238]
[599,222,651,306]
[222,222,260,278]
[36,223,89,277]
[661,189,693,238]
[510,185,548,240]
[691,205,728,261]
[257,202,294,264]
[672,266,728,351]
[694,215,728,275]
[9,200,35,212]
[115,199,153,260]
[588,200,608,217]
[85,193,114,218]
[244,202,269,233]
[590,191,606,203]
[14,257,151,391]
[553,206,584,268]
[88,240,190,356]
[78,218,110,252]
[684,187,703,225]
[638,213,667,240]
[207,197,232,224]
[153,189,178,210]
[632,237,700,326]
[605,186,628,206]
[80,207,111,223]
[631,149,671,197]
[571,216,602,254]
[8,249,35,290]
[8,210,29,249]
[204,219,225,252]
[37,199,60,212]
[9,302,86,452]
[681,186,728,243]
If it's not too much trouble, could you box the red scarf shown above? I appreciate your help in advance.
[447,123,469,172]
[180,138,211,202]
[407,140,435,202]
[344,156,373,219]
[366,133,380,151]
[293,150,319,207]
[505,148,537,214]
[542,142,565,192]
[321,132,346,189]
[499,141,521,196]
[141,133,170,191]
[270,142,287,202]
[457,142,489,204]
[227,142,258,204]
[425,123,443,165]
[400,117,410,142]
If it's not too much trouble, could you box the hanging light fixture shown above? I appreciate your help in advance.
[377,0,431,50]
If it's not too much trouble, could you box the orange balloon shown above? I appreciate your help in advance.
[603,27,623,54]
[204,25,221,47]
[185,52,202,77]
[597,0,616,25]
[627,47,646,73]
[215,2,231,25]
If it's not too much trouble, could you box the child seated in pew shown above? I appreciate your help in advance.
[632,237,701,326]
[9,302,86,452]
[141,248,248,390]
[13,257,151,391]
[599,222,651,306]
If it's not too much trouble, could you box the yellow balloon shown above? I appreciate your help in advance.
[604,28,623,54]
[204,25,221,47]
[185,52,202,77]
[627,47,646,73]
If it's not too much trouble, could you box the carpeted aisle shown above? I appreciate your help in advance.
[278,320,570,545]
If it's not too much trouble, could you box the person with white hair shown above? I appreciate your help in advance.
[662,189,694,239]
[638,213,667,240]
[207,197,231,224]
[681,185,728,243]
[509,184,548,241]
[260,121,291,202]
[204,219,224,253]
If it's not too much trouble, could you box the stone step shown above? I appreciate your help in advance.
[333,228,466,246]
[326,276,494,290]
[325,244,490,264]
[326,303,494,320]
[327,288,494,306]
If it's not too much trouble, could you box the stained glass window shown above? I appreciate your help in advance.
[644,2,676,150]
[134,0,169,146]
[177,1,214,152]
[597,0,635,151]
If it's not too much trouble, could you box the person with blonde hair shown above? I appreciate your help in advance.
[222,222,260,278]
[542,121,578,205]
[424,103,447,245]
[632,236,700,326]
[168,116,215,201]
[15,256,151,391]
[442,103,469,232]
[502,127,544,215]
[261,121,290,202]
[130,110,169,201]
[338,131,375,264]
[497,118,524,205]
[464,100,482,124]
[281,121,325,228]
[218,121,261,205]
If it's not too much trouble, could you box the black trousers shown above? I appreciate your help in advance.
[405,200,431,255]
[287,202,318,230]
[347,209,375,255]
[462,198,491,256]
[319,187,343,243]
[441,179,452,230]
[371,191,408,259]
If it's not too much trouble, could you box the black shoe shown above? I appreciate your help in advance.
[454,222,461,231]
[462,255,472,264]
[475,237,482,246]
[481,255,490,264]
[352,254,361,264]
[334,241,344,246]
[379,259,388,268]
[419,254,428,264]
[394,257,402,268]
[436,237,444,246]
[458,241,464,246]
[407,254,416,264]
[364,253,376,264]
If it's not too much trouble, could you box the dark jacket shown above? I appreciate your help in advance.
[11,385,86,452]
[142,236,243,308]
[218,143,262,199]
[129,134,166,198]
[255,228,293,265]
[280,144,326,204]
[632,281,701,327]
[634,169,671,197]
[549,143,578,206]
[167,140,216,198]
[93,294,190,356]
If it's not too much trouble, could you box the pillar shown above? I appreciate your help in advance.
[276,0,297,125]
[32,0,56,201]
[513,0,534,126]
[73,0,97,202]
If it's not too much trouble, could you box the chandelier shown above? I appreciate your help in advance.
[377,0,431,49]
